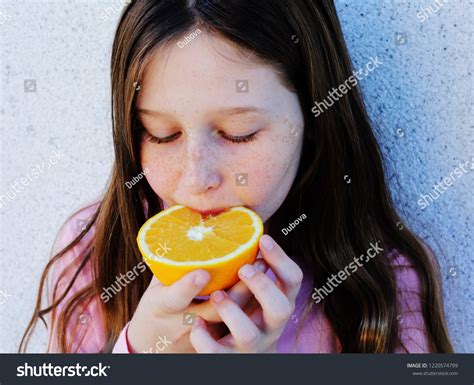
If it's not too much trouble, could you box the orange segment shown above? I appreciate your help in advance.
[137,205,264,295]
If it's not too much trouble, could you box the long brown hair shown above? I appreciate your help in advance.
[20,0,453,353]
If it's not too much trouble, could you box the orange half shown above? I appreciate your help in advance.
[137,205,264,295]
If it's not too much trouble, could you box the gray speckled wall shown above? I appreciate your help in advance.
[0,0,472,353]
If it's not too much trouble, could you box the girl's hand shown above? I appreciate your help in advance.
[189,234,304,353]
[127,258,268,353]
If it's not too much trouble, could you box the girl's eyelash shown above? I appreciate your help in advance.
[146,131,181,144]
[144,130,258,144]
[219,131,258,143]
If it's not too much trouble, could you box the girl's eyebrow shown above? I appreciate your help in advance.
[216,106,270,117]
[137,108,170,118]
[137,106,269,118]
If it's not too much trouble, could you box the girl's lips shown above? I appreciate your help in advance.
[162,200,229,216]
[194,208,228,216]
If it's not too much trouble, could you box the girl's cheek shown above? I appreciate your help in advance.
[244,148,298,218]
[140,144,182,195]
[234,150,284,197]
[243,142,291,185]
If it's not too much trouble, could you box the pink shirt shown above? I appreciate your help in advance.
[47,202,430,353]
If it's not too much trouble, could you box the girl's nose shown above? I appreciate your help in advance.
[181,138,221,195]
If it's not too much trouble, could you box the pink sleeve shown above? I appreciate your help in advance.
[47,203,138,354]
[47,204,106,353]
[390,250,431,353]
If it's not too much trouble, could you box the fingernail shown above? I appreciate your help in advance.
[239,264,256,279]
[194,272,209,286]
[261,235,274,251]
[211,290,225,303]
[255,260,267,272]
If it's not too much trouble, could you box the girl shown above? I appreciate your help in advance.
[20,0,453,353]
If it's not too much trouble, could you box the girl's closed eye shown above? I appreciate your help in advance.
[145,131,182,144]
[144,129,259,144]
[218,130,259,143]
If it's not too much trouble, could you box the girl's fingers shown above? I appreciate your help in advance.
[228,258,268,304]
[257,234,303,302]
[157,270,210,314]
[218,333,236,347]
[210,290,261,351]
[238,264,293,330]
[249,307,264,328]
[191,259,268,322]
[190,317,227,353]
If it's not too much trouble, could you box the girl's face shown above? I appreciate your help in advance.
[138,31,304,223]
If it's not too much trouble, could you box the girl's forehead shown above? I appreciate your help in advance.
[143,29,264,77]
[137,32,293,120]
